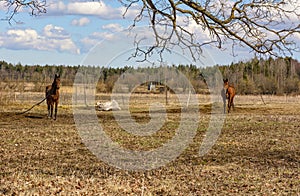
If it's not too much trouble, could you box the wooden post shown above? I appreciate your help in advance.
[165,71,168,105]
[187,89,191,107]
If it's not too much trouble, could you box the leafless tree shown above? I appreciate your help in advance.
[1,0,300,60]
[120,0,300,60]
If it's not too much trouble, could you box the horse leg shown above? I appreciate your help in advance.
[54,101,58,120]
[227,96,232,113]
[50,103,54,119]
[47,103,51,118]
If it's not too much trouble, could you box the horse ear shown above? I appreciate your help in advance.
[223,78,228,83]
[55,73,60,78]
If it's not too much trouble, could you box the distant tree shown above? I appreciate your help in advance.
[105,75,119,93]
[284,78,299,94]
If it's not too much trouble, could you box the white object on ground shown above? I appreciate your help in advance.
[96,100,121,111]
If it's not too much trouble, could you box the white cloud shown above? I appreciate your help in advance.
[43,24,69,39]
[0,1,7,11]
[280,2,300,23]
[102,23,124,32]
[80,31,117,53]
[294,33,300,43]
[184,19,211,39]
[48,1,66,13]
[94,31,119,41]
[71,17,90,26]
[1,0,140,20]
[67,2,107,15]
[46,0,141,21]
[7,29,39,43]
[0,25,80,54]
[47,1,129,20]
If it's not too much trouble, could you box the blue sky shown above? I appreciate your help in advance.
[0,0,300,67]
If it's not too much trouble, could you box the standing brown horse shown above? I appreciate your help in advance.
[223,78,235,113]
[46,74,60,120]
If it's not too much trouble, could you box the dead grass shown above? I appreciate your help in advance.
[0,94,299,195]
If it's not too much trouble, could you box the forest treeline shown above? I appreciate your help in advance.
[1,57,300,95]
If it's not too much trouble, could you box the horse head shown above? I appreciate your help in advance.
[53,74,61,90]
[223,78,229,89]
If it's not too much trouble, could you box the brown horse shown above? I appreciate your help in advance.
[223,78,235,113]
[46,74,60,120]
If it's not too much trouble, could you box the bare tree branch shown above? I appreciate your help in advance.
[1,0,300,61]
[1,0,46,23]
[119,0,300,61]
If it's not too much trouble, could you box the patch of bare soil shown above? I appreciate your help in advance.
[0,99,299,195]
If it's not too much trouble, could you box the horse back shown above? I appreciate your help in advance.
[46,85,59,102]
[227,86,235,98]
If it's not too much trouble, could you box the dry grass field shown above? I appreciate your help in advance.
[0,92,299,195]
